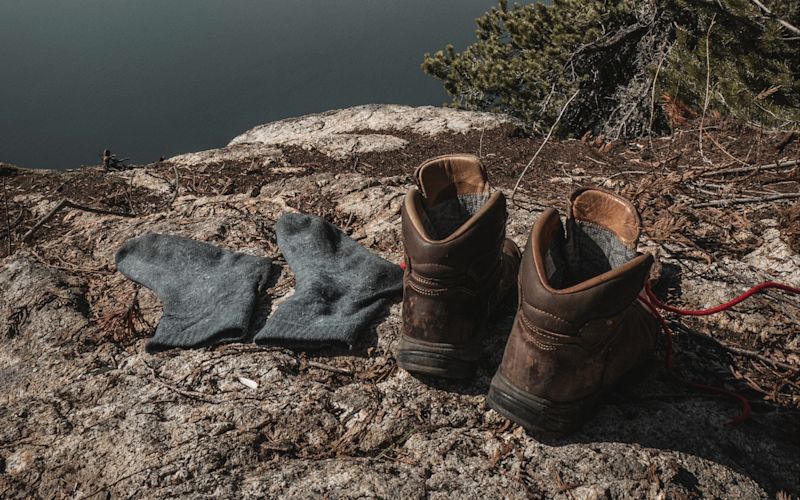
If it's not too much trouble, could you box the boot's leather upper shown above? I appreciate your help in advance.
[401,154,520,348]
[496,187,658,402]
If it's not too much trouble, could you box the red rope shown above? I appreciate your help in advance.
[641,280,800,426]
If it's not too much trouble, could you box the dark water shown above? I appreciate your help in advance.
[0,0,498,170]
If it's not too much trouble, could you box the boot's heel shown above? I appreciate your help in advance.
[487,372,598,435]
[397,334,479,379]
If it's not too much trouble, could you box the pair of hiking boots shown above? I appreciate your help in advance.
[397,154,658,435]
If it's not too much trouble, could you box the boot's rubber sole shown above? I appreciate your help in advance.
[397,334,479,379]
[487,371,596,435]
[487,356,655,435]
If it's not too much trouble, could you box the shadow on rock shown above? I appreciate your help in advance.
[533,325,800,495]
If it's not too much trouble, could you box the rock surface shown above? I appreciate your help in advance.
[1,105,798,499]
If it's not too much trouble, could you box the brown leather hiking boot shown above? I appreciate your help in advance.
[487,187,658,434]
[397,154,521,379]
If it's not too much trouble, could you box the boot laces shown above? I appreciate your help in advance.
[640,280,800,426]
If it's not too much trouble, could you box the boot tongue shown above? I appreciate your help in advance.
[415,154,489,208]
[569,188,642,248]
[413,154,491,240]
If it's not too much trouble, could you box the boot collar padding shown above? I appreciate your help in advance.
[531,208,652,295]
[569,187,642,248]
[404,189,505,244]
[414,154,489,209]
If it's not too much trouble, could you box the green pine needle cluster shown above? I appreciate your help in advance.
[422,0,800,138]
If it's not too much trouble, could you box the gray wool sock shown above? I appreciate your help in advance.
[115,233,273,352]
[254,213,402,348]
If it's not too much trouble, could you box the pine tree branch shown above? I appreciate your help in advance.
[747,0,800,35]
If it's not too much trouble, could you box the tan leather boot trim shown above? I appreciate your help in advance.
[569,187,642,247]
[414,154,489,204]
[404,189,504,244]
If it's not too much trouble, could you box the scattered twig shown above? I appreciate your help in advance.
[700,158,799,177]
[2,177,11,254]
[776,131,797,152]
[553,468,579,497]
[22,199,134,243]
[147,365,219,404]
[305,360,353,376]
[126,170,138,215]
[511,88,580,210]
[707,133,752,168]
[0,205,25,238]
[601,170,649,184]
[96,285,150,342]
[217,177,234,196]
[692,192,800,208]
[580,154,608,166]
[166,164,180,209]
[79,457,181,499]
[29,248,110,275]
[331,406,379,454]
[675,323,798,373]
[374,429,417,461]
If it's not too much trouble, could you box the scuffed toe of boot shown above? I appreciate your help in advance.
[397,334,482,379]
[488,371,597,435]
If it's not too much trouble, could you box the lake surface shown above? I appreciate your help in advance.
[1,0,500,169]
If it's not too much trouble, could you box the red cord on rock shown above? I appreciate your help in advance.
[645,281,800,316]
[641,280,800,427]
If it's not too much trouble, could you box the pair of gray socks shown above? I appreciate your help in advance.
[115,213,403,352]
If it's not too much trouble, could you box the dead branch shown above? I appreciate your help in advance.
[707,133,752,167]
[698,14,716,164]
[700,158,799,177]
[511,88,580,210]
[22,199,135,243]
[692,192,800,208]
[648,41,674,144]
[747,0,800,35]
[0,205,25,238]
